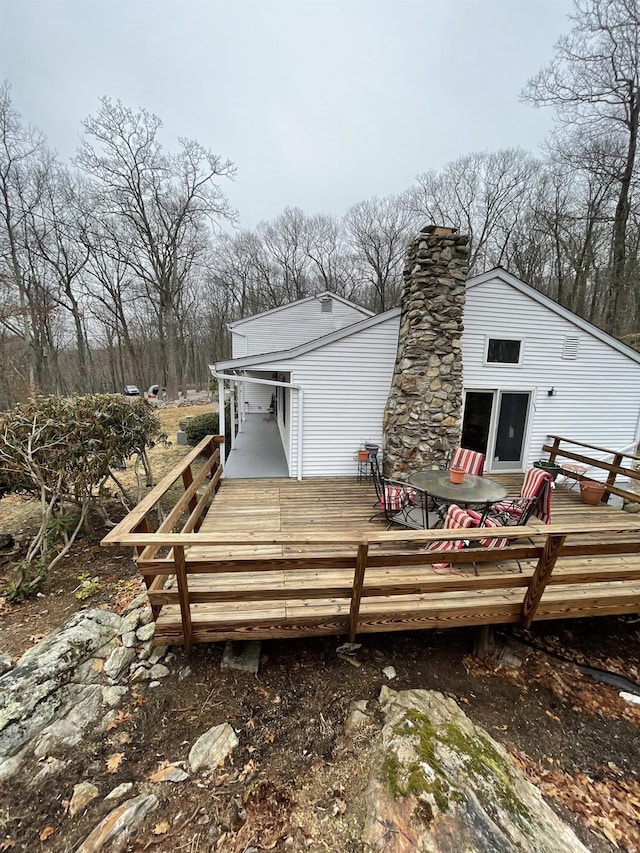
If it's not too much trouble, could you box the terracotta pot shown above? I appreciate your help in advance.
[580,481,606,505]
[357,449,369,462]
[450,467,466,484]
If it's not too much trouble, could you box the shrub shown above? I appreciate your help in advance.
[184,412,220,446]
[0,394,168,599]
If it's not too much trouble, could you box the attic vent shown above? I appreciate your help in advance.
[320,296,333,314]
[562,336,580,360]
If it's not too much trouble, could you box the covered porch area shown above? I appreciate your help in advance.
[224,413,289,479]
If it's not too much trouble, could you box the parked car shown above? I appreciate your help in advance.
[123,385,140,396]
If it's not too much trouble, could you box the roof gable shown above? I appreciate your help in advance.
[228,291,373,329]
[467,268,640,366]
[215,307,401,371]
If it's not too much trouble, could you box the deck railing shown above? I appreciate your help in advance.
[544,434,640,504]
[102,434,224,619]
[104,502,640,650]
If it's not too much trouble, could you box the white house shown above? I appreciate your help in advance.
[211,269,640,479]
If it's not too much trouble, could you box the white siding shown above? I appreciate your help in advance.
[288,315,401,477]
[233,297,368,357]
[231,331,249,359]
[243,371,274,413]
[462,278,640,471]
[276,380,292,471]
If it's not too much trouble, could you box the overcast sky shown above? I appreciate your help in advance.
[1,0,573,229]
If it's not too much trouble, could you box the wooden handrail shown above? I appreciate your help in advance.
[102,434,224,544]
[546,434,640,463]
[104,518,640,549]
[543,435,640,504]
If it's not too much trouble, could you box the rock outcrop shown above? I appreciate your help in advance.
[361,687,588,852]
[0,598,170,781]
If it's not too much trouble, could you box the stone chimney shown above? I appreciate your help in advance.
[383,225,469,477]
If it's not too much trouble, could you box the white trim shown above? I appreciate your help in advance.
[227,290,374,329]
[483,335,524,367]
[215,307,401,371]
[211,369,304,480]
[467,268,640,366]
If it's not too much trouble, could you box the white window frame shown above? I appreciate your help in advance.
[483,335,524,368]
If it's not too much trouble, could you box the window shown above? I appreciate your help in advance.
[486,338,521,365]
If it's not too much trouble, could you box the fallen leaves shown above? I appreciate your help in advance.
[0,839,16,851]
[152,820,170,835]
[106,752,124,774]
[39,827,55,842]
[512,749,640,851]
[105,710,131,731]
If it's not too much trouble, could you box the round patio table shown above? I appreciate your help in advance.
[407,470,508,511]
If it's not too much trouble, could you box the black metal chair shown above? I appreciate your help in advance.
[484,468,553,527]
[369,454,439,530]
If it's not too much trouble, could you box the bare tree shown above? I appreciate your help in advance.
[411,149,539,272]
[523,0,640,334]
[344,194,415,312]
[77,98,236,399]
[0,82,55,396]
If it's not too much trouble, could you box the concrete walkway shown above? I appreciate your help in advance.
[224,413,289,479]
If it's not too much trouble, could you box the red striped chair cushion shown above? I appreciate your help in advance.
[450,447,485,476]
[425,505,474,554]
[466,510,509,548]
[382,484,416,511]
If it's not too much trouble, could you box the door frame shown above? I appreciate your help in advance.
[462,387,536,473]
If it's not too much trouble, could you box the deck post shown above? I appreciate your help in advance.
[348,542,369,642]
[474,625,492,660]
[174,545,193,653]
[548,436,561,464]
[133,517,160,618]
[218,378,225,476]
[521,533,566,629]
[604,453,623,504]
[182,465,199,517]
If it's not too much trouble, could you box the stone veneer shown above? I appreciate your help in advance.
[383,226,469,477]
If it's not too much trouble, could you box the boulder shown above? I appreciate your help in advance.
[76,793,158,853]
[188,723,238,773]
[362,688,589,853]
[0,611,121,765]
[69,782,100,817]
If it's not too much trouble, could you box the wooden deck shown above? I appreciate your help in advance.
[101,436,640,650]
[101,435,640,649]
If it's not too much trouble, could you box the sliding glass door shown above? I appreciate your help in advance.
[461,390,531,472]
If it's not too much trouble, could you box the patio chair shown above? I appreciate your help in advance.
[466,509,518,571]
[449,447,485,476]
[421,504,477,571]
[369,453,438,529]
[485,467,553,527]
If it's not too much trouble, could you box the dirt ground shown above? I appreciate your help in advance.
[1,405,640,852]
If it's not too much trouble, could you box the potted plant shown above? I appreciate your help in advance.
[450,466,466,484]
[533,459,562,481]
[580,480,606,505]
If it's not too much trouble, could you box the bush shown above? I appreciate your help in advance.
[184,412,220,446]
[0,394,167,599]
